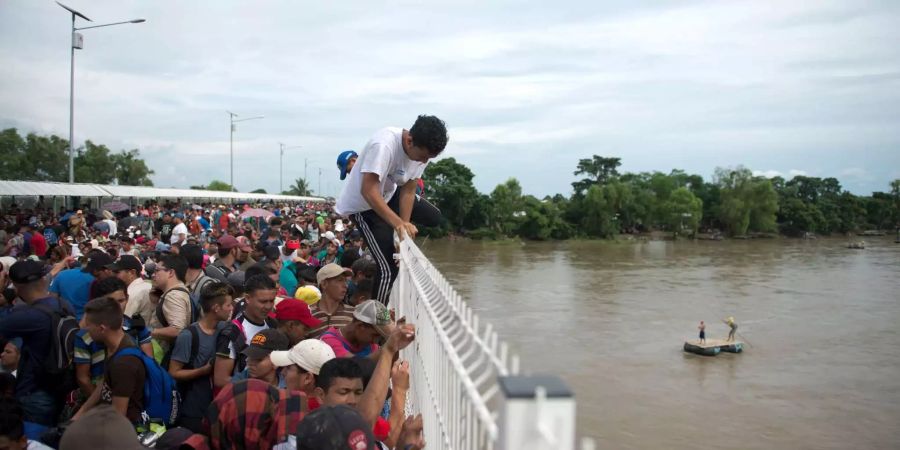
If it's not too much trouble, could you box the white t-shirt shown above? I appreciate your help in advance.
[227,316,270,359]
[335,127,428,216]
[170,222,188,244]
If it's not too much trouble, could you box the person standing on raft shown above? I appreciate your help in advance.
[725,317,737,342]
[698,321,706,344]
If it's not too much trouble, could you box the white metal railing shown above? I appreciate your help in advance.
[389,237,579,450]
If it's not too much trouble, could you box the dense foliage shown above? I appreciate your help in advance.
[0,128,154,186]
[423,156,900,240]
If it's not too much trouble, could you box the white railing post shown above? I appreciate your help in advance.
[389,237,579,450]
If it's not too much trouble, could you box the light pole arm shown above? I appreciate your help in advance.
[76,19,145,31]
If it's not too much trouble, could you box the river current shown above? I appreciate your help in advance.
[423,237,900,450]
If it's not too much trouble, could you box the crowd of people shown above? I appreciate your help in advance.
[0,200,429,449]
[0,114,449,450]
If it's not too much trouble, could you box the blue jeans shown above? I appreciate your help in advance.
[20,390,57,440]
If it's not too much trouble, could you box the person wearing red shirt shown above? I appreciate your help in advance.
[28,225,47,258]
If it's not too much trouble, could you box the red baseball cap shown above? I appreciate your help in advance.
[286,239,300,250]
[275,299,321,328]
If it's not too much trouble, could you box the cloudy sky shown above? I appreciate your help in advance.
[1,0,898,197]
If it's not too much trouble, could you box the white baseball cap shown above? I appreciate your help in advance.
[269,339,336,375]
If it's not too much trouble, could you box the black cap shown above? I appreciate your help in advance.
[296,405,375,450]
[106,255,142,273]
[241,329,290,360]
[82,251,115,273]
[9,260,50,284]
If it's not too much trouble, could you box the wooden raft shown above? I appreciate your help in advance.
[683,338,744,356]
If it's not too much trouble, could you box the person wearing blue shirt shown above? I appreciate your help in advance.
[50,250,113,320]
[0,260,75,439]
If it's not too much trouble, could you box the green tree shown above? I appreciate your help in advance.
[581,184,618,238]
[663,187,703,235]
[490,178,523,235]
[74,141,117,184]
[282,178,312,196]
[251,188,267,194]
[112,149,154,186]
[422,158,479,231]
[572,155,621,195]
[192,180,236,192]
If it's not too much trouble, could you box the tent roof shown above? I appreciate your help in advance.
[0,180,325,203]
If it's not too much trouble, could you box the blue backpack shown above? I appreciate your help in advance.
[114,347,181,425]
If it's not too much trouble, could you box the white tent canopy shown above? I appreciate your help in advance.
[0,180,324,203]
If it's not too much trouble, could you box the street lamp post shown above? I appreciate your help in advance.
[227,111,264,190]
[57,2,144,184]
[278,143,301,194]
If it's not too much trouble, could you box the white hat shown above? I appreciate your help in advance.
[269,339,336,375]
[323,231,336,242]
[334,219,345,232]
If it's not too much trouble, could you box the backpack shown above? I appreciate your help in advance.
[32,298,79,376]
[175,326,204,396]
[155,286,197,327]
[113,347,180,425]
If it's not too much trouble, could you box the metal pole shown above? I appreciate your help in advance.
[304,158,308,184]
[229,114,234,189]
[68,14,75,183]
[279,143,284,194]
[318,167,322,196]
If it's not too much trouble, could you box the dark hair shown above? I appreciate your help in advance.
[245,262,276,281]
[0,373,15,400]
[353,278,373,299]
[351,259,376,279]
[160,254,188,282]
[84,296,123,329]
[244,274,277,294]
[200,281,233,313]
[267,229,279,239]
[181,244,204,269]
[316,358,364,391]
[93,276,127,298]
[262,245,280,262]
[0,399,24,441]
[409,115,448,156]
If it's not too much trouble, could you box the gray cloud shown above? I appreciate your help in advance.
[1,0,898,197]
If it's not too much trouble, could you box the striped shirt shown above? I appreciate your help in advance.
[308,302,356,338]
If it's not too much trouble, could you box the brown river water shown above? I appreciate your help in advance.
[422,237,900,450]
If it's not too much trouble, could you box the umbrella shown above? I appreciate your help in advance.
[191,204,204,210]
[240,208,273,219]
[101,201,130,213]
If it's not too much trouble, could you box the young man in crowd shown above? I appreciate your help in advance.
[205,235,240,282]
[50,250,112,320]
[213,274,278,391]
[235,236,256,270]
[235,329,290,387]
[0,401,53,450]
[270,339,336,410]
[0,261,75,439]
[308,263,355,338]
[109,254,153,329]
[74,297,145,424]
[335,115,448,304]
[168,281,234,433]
[156,212,174,244]
[180,244,216,298]
[149,254,192,357]
[274,298,321,346]
[320,300,391,358]
[348,278,374,306]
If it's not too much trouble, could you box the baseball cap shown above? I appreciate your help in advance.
[353,300,392,337]
[336,150,358,181]
[285,239,300,250]
[218,235,239,251]
[106,255,142,273]
[82,251,114,273]
[322,231,336,242]
[274,299,321,328]
[242,329,290,360]
[296,405,375,450]
[235,235,254,252]
[316,263,351,285]
[269,339,336,374]
[294,285,322,305]
[60,405,148,450]
[9,260,50,284]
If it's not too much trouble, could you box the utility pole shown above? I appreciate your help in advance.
[278,143,301,194]
[227,111,263,190]
[318,167,322,196]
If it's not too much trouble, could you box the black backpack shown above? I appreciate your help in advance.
[32,298,79,376]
